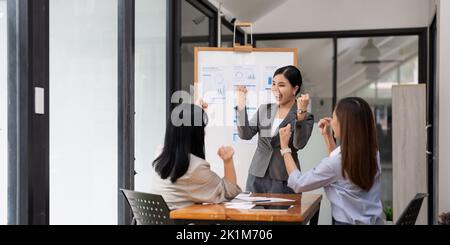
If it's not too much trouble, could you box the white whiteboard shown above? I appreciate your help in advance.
[195,47,298,189]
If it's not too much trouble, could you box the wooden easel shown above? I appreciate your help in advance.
[233,22,254,52]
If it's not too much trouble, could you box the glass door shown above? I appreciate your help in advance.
[134,0,167,192]
[49,0,118,225]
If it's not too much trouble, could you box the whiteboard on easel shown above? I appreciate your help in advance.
[195,47,298,189]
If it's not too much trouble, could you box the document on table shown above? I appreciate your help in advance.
[224,202,255,210]
[233,193,295,203]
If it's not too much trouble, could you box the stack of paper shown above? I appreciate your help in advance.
[224,202,255,210]
[233,193,295,203]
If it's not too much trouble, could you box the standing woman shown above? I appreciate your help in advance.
[235,65,314,194]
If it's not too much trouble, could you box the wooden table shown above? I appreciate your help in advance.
[170,193,322,225]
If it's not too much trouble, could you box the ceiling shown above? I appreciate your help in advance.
[212,0,288,22]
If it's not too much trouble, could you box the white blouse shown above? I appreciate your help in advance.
[271,118,284,137]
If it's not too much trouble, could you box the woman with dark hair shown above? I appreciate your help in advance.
[151,103,241,210]
[279,97,383,225]
[235,65,314,194]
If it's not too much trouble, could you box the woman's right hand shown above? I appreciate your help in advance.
[235,86,248,111]
[195,98,209,111]
[217,146,235,162]
[318,117,332,137]
[279,124,292,149]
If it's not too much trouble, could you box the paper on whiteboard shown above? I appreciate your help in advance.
[200,66,227,104]
[233,65,258,87]
[263,66,278,90]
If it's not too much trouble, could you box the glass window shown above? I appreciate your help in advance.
[221,24,234,47]
[181,42,209,93]
[221,41,233,48]
[180,1,212,93]
[134,0,166,192]
[182,0,209,37]
[0,0,7,225]
[49,0,118,225]
[256,39,334,121]
[400,57,419,84]
[337,36,419,214]
[222,24,233,35]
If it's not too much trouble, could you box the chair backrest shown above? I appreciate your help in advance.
[121,189,173,225]
[395,193,428,225]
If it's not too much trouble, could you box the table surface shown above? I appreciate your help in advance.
[170,193,322,223]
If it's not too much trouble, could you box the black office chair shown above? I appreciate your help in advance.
[121,189,173,225]
[395,193,428,225]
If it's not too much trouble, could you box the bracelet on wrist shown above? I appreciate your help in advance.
[297,109,307,115]
[280,148,292,156]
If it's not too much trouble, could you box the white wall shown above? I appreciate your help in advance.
[253,0,431,33]
[437,0,450,217]
[430,0,437,24]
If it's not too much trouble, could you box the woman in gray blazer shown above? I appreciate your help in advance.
[235,65,314,194]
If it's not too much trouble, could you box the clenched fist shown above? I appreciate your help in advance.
[195,98,208,111]
[296,93,310,111]
[318,117,332,136]
[217,146,235,162]
[279,124,292,149]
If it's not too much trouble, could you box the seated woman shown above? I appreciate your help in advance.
[278,97,383,225]
[150,103,241,210]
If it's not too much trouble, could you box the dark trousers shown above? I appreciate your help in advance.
[246,173,295,194]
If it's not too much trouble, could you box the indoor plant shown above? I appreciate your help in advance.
[439,212,450,225]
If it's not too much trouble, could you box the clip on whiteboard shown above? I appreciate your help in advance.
[233,21,254,52]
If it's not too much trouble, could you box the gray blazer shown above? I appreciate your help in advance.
[236,104,314,181]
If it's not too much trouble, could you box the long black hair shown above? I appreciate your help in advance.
[273,65,303,95]
[153,103,208,183]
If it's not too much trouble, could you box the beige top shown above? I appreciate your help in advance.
[150,154,242,210]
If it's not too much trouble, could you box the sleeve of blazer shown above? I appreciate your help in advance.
[293,113,314,150]
[187,161,242,204]
[236,106,259,140]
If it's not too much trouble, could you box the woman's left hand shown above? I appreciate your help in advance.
[279,124,292,149]
[217,146,235,162]
[296,93,310,111]
[195,98,208,111]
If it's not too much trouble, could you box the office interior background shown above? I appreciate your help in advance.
[0,0,449,225]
